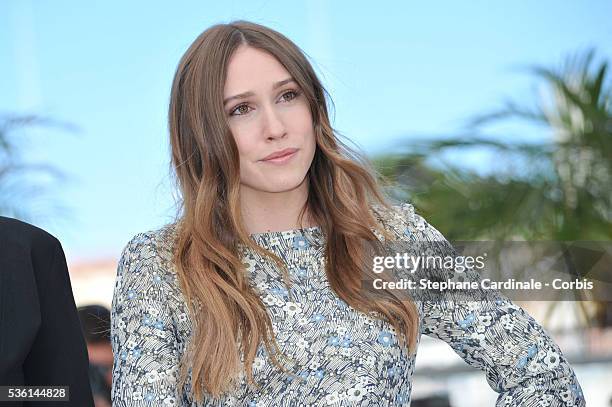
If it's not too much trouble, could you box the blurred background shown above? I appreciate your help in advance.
[1,1,611,406]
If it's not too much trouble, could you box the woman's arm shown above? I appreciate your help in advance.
[395,203,585,407]
[110,233,182,407]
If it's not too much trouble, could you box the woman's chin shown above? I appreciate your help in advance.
[247,176,308,194]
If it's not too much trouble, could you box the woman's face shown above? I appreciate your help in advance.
[223,45,316,195]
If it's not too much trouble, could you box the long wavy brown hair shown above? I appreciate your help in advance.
[168,20,420,403]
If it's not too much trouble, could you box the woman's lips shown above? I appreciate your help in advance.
[260,149,298,164]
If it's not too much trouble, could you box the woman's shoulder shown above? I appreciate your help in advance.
[113,223,189,314]
[120,222,178,259]
[370,201,416,223]
[112,223,192,343]
[369,201,424,237]
[116,222,180,284]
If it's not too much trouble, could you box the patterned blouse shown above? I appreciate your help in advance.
[110,202,585,406]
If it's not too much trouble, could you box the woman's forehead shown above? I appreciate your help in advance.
[224,47,291,93]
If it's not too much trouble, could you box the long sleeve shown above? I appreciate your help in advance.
[395,203,585,407]
[110,233,182,406]
[0,217,94,407]
[23,235,95,407]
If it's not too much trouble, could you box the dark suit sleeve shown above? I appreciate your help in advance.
[21,236,94,407]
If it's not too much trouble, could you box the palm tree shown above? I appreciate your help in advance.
[0,114,74,223]
[372,48,612,327]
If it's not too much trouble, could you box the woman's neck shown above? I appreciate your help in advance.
[239,178,315,234]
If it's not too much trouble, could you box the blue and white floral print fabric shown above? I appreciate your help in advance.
[110,202,584,406]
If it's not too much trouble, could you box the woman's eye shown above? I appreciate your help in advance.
[229,90,300,117]
[280,90,299,102]
[230,104,252,116]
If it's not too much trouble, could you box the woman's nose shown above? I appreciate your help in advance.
[262,105,287,140]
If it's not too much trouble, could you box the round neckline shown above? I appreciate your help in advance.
[248,225,322,239]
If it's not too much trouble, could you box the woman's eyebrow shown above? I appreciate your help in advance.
[223,78,295,106]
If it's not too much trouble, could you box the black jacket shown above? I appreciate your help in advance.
[0,217,94,406]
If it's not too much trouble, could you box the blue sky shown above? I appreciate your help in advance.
[1,1,611,262]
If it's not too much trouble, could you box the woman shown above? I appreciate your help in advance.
[110,20,584,406]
